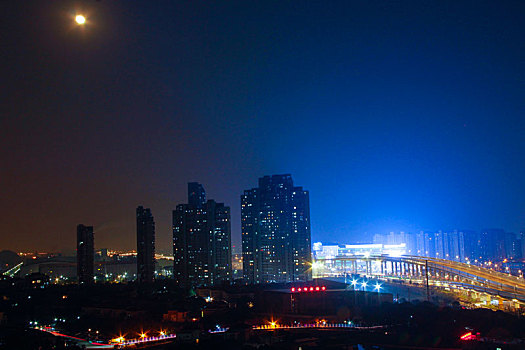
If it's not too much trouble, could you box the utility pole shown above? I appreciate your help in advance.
[425,260,430,302]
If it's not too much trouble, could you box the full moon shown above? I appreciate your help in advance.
[75,15,86,25]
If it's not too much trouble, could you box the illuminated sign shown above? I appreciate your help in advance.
[291,286,326,292]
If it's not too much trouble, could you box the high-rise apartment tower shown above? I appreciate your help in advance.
[137,206,156,283]
[173,183,232,288]
[77,224,94,285]
[241,174,311,284]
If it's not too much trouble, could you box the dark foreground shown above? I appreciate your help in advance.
[0,280,524,349]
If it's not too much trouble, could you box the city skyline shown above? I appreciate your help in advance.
[2,172,525,254]
[2,3,525,348]
[3,214,525,256]
[3,190,524,255]
[2,1,525,253]
[4,199,525,255]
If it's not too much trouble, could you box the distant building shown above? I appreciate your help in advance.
[77,224,94,285]
[504,232,521,260]
[480,229,506,261]
[173,183,232,288]
[433,231,445,259]
[97,248,109,262]
[241,174,311,284]
[461,230,479,261]
[520,231,525,260]
[136,206,155,283]
[373,231,468,262]
[313,242,407,259]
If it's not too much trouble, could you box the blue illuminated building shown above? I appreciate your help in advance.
[241,174,311,284]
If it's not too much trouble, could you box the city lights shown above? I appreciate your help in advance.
[290,286,327,293]
[311,261,324,270]
[459,332,477,341]
[113,336,125,343]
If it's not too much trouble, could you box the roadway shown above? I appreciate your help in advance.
[36,326,176,348]
[314,255,525,304]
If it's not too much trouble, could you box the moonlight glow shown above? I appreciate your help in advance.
[75,15,86,25]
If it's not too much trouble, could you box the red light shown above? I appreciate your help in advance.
[460,332,475,341]
[291,287,295,292]
[460,332,471,340]
[297,288,301,292]
[321,286,326,291]
[309,287,314,291]
[315,286,320,291]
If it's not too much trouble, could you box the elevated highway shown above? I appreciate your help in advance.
[313,255,525,306]
[2,262,23,277]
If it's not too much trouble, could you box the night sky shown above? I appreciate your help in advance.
[1,1,524,253]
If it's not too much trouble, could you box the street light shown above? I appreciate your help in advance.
[112,336,125,343]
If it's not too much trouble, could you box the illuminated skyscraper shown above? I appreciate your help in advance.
[241,174,311,284]
[77,224,94,285]
[173,183,232,288]
[137,206,155,283]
